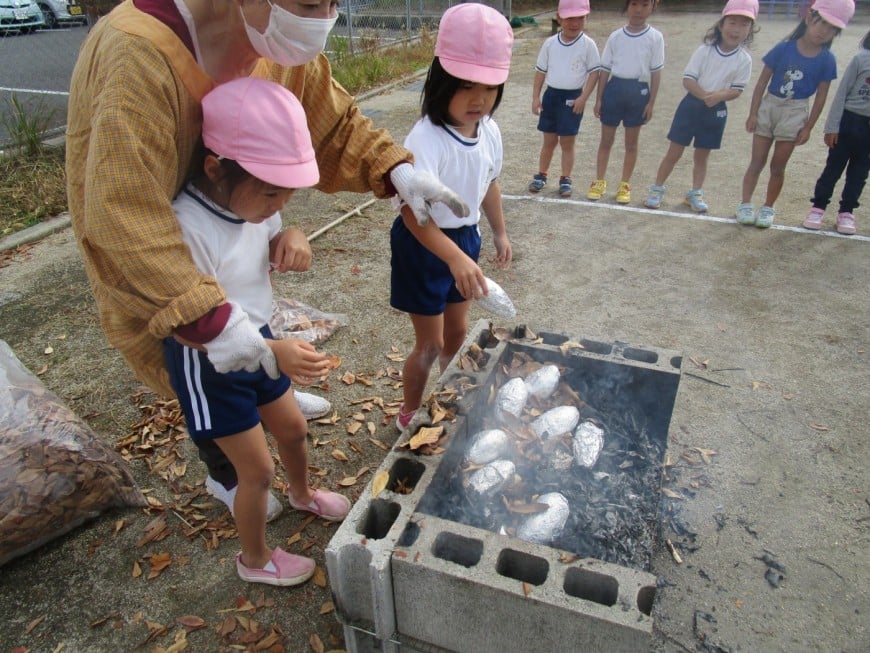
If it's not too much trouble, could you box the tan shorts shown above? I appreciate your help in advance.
[755,94,809,141]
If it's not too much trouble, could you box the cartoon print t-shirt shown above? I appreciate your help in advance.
[764,39,836,100]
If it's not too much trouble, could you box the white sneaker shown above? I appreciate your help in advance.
[294,390,331,420]
[205,476,284,522]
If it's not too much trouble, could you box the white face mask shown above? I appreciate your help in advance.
[241,1,337,67]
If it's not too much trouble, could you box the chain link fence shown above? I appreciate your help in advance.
[331,0,512,55]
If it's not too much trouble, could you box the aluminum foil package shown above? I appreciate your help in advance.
[516,492,570,545]
[465,429,511,466]
[495,377,528,423]
[466,459,515,499]
[476,277,516,319]
[573,420,605,468]
[524,364,560,399]
[531,405,580,440]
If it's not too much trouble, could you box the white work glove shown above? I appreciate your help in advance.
[205,302,279,379]
[391,163,470,226]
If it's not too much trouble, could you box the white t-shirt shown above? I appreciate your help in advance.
[535,31,601,91]
[600,25,665,82]
[397,116,503,230]
[173,184,281,328]
[683,43,752,93]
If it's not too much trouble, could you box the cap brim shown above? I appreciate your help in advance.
[724,10,757,18]
[815,11,845,29]
[239,159,320,190]
[559,11,590,18]
[440,58,509,85]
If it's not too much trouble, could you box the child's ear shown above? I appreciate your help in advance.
[203,154,225,184]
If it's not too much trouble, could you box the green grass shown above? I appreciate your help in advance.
[0,34,438,239]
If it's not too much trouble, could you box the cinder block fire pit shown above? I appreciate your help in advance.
[326,320,683,653]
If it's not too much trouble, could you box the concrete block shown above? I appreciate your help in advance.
[391,514,656,653]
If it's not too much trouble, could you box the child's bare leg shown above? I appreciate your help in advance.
[259,391,310,505]
[558,135,577,178]
[655,141,685,186]
[742,134,773,203]
[538,132,558,174]
[215,427,274,568]
[764,140,797,207]
[692,148,712,189]
[439,301,471,373]
[622,126,641,182]
[596,125,617,179]
[402,313,445,413]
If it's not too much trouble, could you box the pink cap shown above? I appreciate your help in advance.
[722,0,759,19]
[811,0,854,29]
[434,4,514,85]
[201,78,319,190]
[559,0,591,18]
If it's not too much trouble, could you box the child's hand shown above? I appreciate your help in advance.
[269,229,312,273]
[573,98,586,115]
[492,234,512,269]
[702,92,721,108]
[642,103,654,123]
[593,99,602,119]
[745,115,757,133]
[532,98,542,115]
[824,133,838,148]
[449,257,487,301]
[795,125,811,146]
[268,338,331,385]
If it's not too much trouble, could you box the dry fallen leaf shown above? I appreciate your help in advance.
[522,582,532,597]
[558,340,584,355]
[132,560,142,578]
[312,565,327,588]
[808,422,830,432]
[309,633,325,653]
[319,601,334,615]
[407,426,444,450]
[337,476,358,487]
[372,470,390,498]
[330,449,349,462]
[176,615,206,631]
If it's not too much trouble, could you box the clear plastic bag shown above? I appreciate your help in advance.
[0,340,146,567]
[268,298,348,345]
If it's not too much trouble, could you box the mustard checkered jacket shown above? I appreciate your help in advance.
[66,1,409,397]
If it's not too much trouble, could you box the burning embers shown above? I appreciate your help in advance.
[419,345,671,572]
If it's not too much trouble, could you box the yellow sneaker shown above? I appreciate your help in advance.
[587,179,606,200]
[616,181,631,204]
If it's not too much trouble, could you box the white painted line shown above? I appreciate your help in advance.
[502,194,870,243]
[0,87,69,96]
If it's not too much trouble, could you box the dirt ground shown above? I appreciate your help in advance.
[1,7,868,653]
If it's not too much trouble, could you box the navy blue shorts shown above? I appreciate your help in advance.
[390,217,481,316]
[667,94,727,150]
[537,86,584,136]
[163,324,292,442]
[599,77,650,128]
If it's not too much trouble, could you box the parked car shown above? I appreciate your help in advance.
[0,0,45,33]
[36,0,86,28]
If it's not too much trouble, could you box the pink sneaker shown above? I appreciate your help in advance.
[236,547,314,586]
[836,212,856,235]
[802,207,825,230]
[395,404,416,433]
[288,488,350,521]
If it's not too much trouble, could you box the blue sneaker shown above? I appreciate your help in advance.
[644,184,665,209]
[685,189,708,213]
[736,203,755,225]
[755,206,775,229]
[559,176,572,197]
[528,173,547,193]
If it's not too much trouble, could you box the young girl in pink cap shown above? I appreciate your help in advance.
[736,0,855,228]
[644,0,759,213]
[164,77,350,587]
[391,3,515,432]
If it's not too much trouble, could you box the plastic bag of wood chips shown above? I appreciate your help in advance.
[268,297,347,345]
[0,340,147,567]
